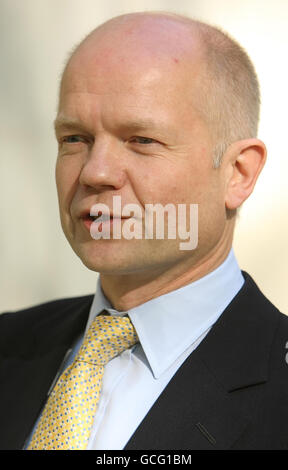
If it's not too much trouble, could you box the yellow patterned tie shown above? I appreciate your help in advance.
[28,314,138,450]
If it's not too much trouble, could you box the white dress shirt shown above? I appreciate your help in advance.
[26,249,244,449]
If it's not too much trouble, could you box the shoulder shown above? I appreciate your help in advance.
[197,270,288,391]
[0,294,94,326]
[234,271,288,363]
[236,271,287,330]
[0,295,94,355]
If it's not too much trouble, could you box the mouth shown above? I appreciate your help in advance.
[81,211,132,232]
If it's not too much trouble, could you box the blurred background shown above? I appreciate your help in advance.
[1,0,287,313]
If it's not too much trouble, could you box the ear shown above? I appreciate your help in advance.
[224,138,267,210]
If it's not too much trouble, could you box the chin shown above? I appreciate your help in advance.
[71,239,140,274]
[79,256,143,275]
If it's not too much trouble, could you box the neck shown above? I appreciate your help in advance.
[100,221,235,311]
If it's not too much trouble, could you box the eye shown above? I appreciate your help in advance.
[61,135,86,144]
[129,136,158,145]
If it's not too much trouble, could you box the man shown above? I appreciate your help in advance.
[1,11,287,450]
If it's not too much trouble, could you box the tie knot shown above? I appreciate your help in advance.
[76,314,138,366]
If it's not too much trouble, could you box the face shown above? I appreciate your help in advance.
[55,30,228,276]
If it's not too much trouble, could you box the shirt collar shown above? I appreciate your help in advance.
[86,249,244,379]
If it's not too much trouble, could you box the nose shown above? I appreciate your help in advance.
[79,138,127,191]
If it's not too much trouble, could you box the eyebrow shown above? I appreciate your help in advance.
[53,117,89,134]
[118,118,163,131]
[53,116,171,136]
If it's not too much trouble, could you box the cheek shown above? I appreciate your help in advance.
[55,157,82,212]
[197,177,227,243]
[131,163,186,205]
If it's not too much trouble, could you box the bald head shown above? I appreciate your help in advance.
[66,12,204,66]
[61,12,206,102]
[59,11,260,166]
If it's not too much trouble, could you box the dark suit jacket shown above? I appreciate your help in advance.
[0,272,288,450]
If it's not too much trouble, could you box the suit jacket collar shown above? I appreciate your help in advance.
[196,271,279,392]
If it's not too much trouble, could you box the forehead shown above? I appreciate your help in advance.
[57,18,208,136]
[58,66,205,140]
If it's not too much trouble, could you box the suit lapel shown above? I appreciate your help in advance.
[0,295,93,450]
[124,349,262,450]
[125,273,279,449]
[0,345,71,449]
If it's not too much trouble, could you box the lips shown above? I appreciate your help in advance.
[79,208,132,233]
[81,211,130,222]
